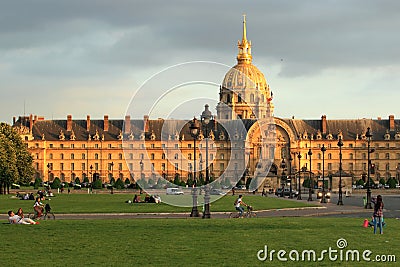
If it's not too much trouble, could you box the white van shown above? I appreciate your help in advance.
[166,188,184,195]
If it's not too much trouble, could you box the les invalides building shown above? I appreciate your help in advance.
[12,17,400,192]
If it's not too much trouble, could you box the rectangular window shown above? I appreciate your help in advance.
[317,163,321,170]
[60,144,64,148]
[162,144,166,148]
[175,144,179,149]
[151,144,155,148]
[49,144,53,148]
[220,163,224,171]
[71,144,74,148]
[162,163,166,171]
[129,163,133,170]
[349,163,353,171]
[82,163,86,171]
[60,163,64,171]
[327,163,332,170]
[108,144,112,148]
[119,163,123,171]
[82,144,86,148]
[95,163,99,171]
[188,144,192,148]
[95,144,99,148]
[175,163,178,171]
[71,163,75,171]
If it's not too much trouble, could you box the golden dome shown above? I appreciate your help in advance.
[222,63,267,90]
[222,15,268,91]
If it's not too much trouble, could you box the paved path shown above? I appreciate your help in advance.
[46,198,370,220]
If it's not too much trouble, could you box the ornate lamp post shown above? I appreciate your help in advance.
[320,144,327,203]
[337,137,344,205]
[47,163,51,183]
[307,149,313,201]
[189,117,200,217]
[297,153,302,200]
[90,165,93,182]
[288,155,293,199]
[280,158,286,197]
[139,160,143,179]
[365,127,373,209]
[201,104,213,219]
[110,162,114,181]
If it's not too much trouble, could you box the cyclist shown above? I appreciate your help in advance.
[234,195,248,218]
[33,196,45,218]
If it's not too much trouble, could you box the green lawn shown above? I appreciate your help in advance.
[1,193,315,214]
[1,217,399,266]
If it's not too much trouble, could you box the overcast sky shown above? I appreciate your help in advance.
[1,0,400,124]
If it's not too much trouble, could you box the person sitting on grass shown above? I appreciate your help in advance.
[8,210,39,225]
[234,195,248,218]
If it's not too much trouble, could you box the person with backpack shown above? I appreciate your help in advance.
[234,195,248,218]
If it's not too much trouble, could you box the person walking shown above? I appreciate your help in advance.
[372,195,384,234]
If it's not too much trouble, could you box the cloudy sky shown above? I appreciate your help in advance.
[1,0,400,124]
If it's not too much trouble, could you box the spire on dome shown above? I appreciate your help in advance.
[242,14,247,43]
[237,14,252,64]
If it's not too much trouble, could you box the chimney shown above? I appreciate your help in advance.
[321,115,327,134]
[389,115,395,131]
[124,115,131,134]
[67,115,72,131]
[104,115,109,132]
[29,114,33,133]
[86,115,91,132]
[144,115,149,133]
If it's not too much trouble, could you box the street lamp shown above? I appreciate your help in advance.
[337,137,344,205]
[189,117,200,217]
[280,159,286,197]
[201,104,213,219]
[139,160,143,179]
[288,155,293,199]
[365,127,374,209]
[307,149,313,201]
[110,162,114,181]
[90,165,93,182]
[320,144,327,203]
[297,153,302,200]
[47,163,51,183]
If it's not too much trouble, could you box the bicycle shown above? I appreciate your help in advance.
[229,205,257,218]
[28,203,55,220]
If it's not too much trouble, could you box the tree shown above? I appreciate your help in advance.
[51,177,61,189]
[0,123,34,194]
[114,178,125,189]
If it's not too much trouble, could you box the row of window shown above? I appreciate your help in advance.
[37,152,238,161]
[43,162,229,173]
[37,143,227,149]
[301,152,399,160]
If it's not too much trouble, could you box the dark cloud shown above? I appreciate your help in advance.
[1,0,400,122]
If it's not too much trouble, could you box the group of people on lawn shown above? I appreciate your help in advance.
[8,192,46,225]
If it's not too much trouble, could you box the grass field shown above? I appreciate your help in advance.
[1,217,399,266]
[1,193,315,214]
